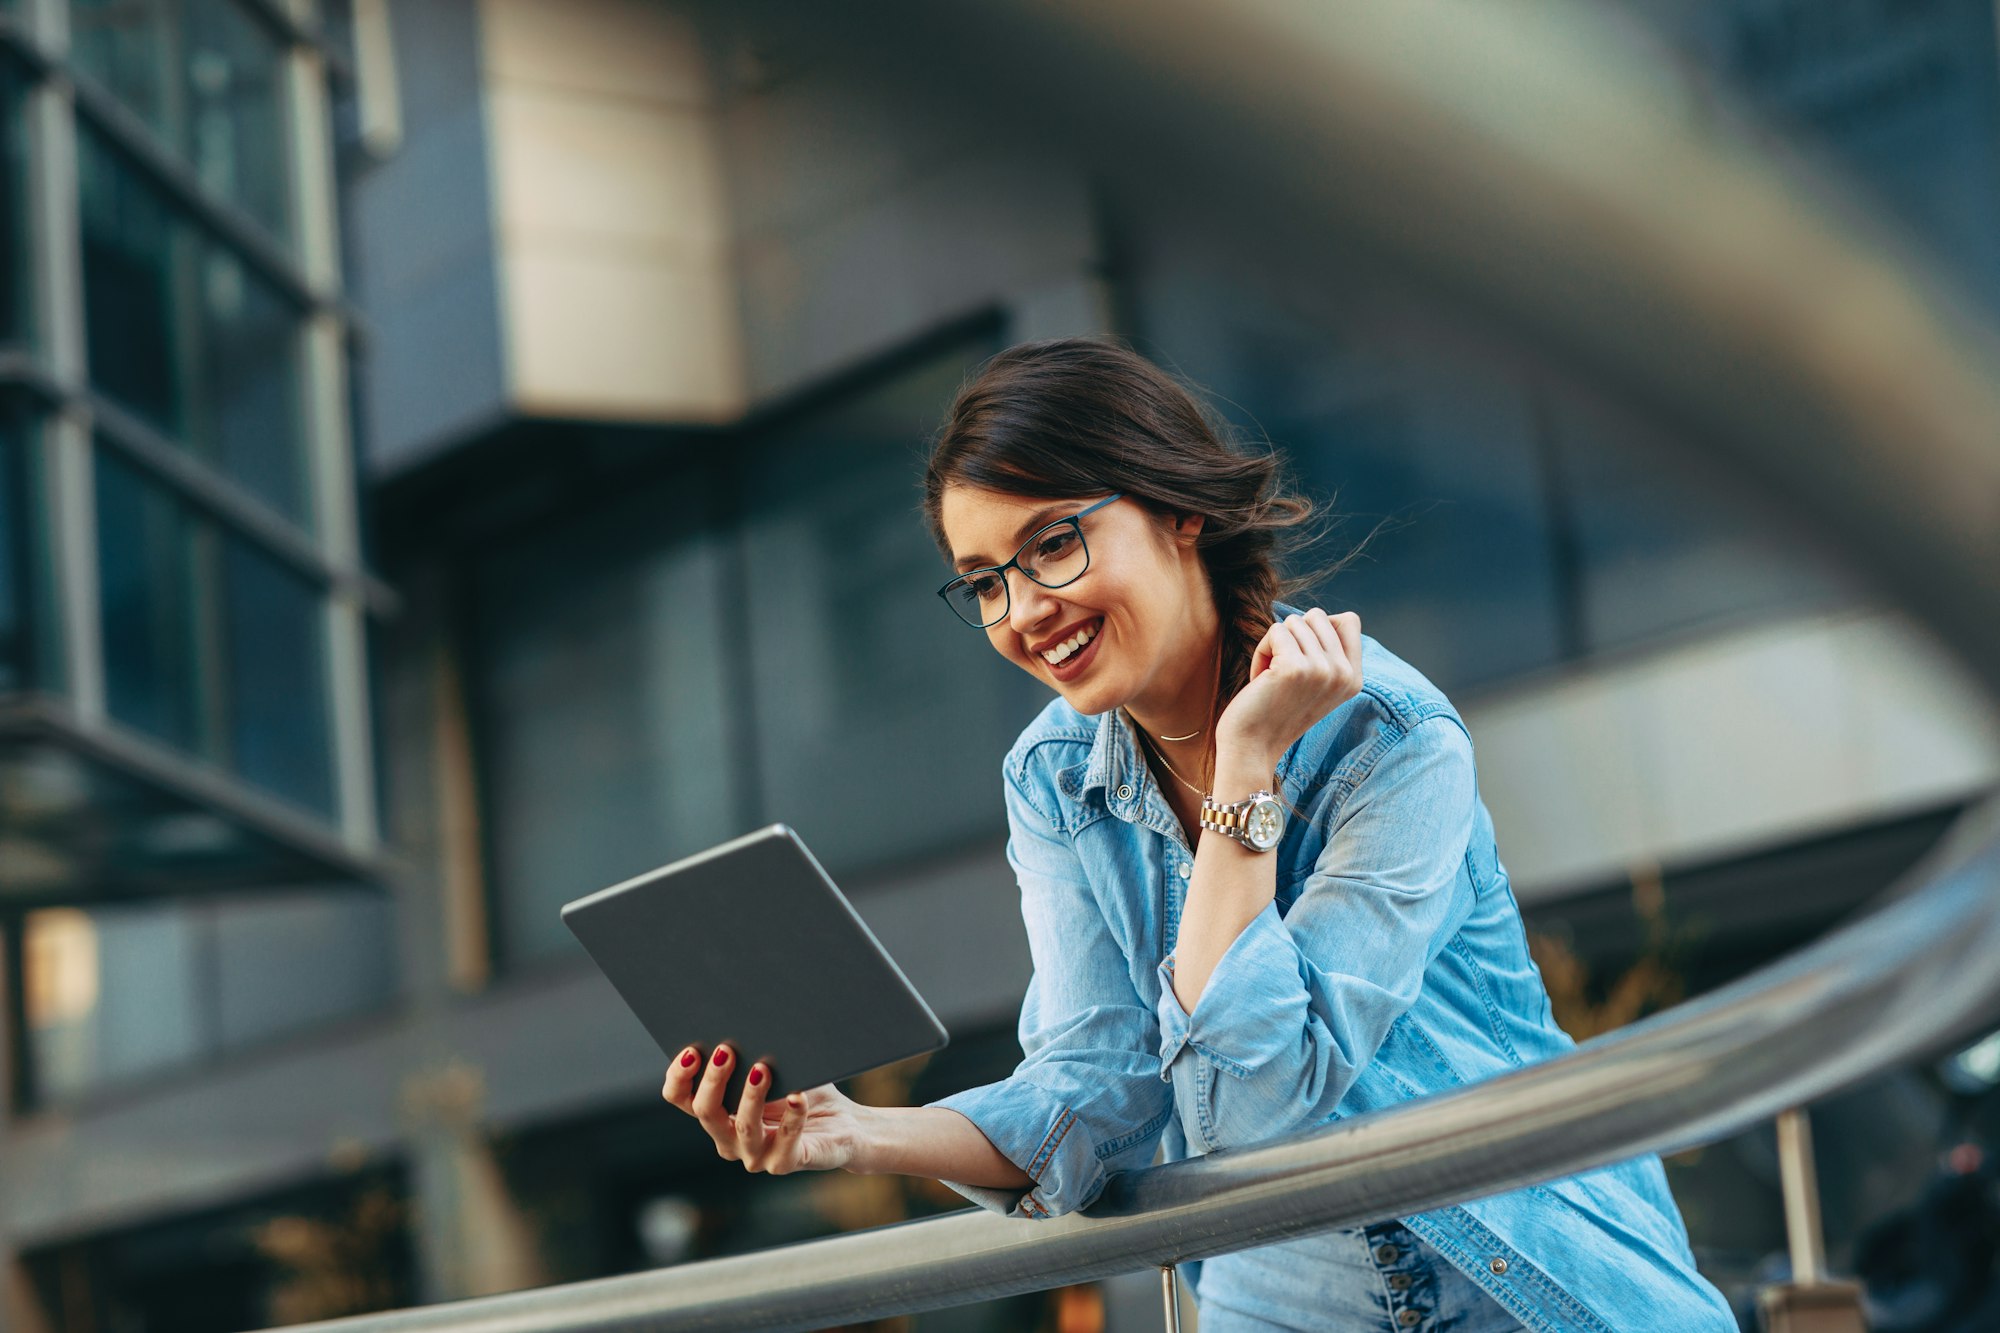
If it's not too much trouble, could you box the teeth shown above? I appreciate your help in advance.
[1042,620,1100,665]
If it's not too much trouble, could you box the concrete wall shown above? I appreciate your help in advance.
[477,0,745,422]
[1466,608,2000,901]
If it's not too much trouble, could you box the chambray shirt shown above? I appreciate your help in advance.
[929,620,1736,1332]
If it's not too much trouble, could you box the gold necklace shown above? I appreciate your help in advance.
[1131,713,1210,798]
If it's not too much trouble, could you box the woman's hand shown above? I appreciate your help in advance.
[1214,608,1363,776]
[662,1043,862,1175]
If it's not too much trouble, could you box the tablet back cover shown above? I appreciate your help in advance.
[561,825,948,1104]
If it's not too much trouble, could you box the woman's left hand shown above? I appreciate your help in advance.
[1214,608,1364,773]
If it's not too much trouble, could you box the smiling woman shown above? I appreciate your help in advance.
[658,336,1738,1333]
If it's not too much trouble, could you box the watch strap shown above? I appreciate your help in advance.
[1200,789,1275,843]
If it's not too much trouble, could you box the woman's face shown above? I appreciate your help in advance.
[939,484,1211,719]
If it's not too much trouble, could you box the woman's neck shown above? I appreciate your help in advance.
[1125,617,1223,752]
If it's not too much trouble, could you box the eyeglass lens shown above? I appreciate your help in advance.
[945,522,1090,626]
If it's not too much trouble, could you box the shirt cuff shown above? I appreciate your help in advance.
[925,1078,1109,1219]
[1156,898,1300,1079]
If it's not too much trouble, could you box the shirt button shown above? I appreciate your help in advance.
[1397,1312,1420,1328]
[1388,1273,1413,1290]
[1178,862,1192,880]
[1375,1243,1400,1264]
[1116,783,1134,801]
[1489,1257,1509,1275]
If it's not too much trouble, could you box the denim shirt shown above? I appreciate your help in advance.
[929,619,1736,1332]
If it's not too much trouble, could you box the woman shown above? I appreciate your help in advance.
[663,337,1737,1331]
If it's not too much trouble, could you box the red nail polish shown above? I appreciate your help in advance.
[748,1066,764,1087]
[712,1048,729,1066]
[680,1050,697,1068]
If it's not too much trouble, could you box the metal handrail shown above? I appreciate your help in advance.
[289,1,2000,1329]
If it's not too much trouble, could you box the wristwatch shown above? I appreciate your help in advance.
[1200,789,1286,852]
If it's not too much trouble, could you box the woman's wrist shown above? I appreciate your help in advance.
[1211,742,1282,800]
[842,1100,890,1174]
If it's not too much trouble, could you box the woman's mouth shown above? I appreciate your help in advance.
[1042,618,1104,682]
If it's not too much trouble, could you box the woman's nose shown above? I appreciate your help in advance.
[1006,569,1058,633]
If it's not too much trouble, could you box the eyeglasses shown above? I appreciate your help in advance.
[938,493,1124,628]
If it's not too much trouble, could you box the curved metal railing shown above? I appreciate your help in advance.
[290,1,2000,1328]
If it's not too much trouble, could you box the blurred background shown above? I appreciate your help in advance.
[0,0,1998,1329]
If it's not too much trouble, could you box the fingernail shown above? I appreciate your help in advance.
[788,1094,803,1107]
[712,1048,729,1066]
[680,1049,697,1068]
[748,1066,764,1087]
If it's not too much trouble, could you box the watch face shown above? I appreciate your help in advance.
[1245,796,1285,851]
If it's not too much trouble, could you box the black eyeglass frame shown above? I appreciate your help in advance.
[936,493,1125,628]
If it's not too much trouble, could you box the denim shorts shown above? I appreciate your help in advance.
[1193,1219,1531,1332]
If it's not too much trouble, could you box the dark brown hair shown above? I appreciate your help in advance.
[923,335,1369,738]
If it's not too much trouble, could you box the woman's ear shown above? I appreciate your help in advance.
[1172,511,1206,546]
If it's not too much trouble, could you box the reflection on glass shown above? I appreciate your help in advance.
[0,409,23,691]
[1549,397,1853,656]
[26,903,202,1100]
[212,888,395,1048]
[471,481,740,964]
[1130,271,1566,695]
[738,336,1042,878]
[0,57,27,345]
[1129,256,1857,689]
[71,0,292,242]
[79,123,311,527]
[96,445,203,753]
[221,532,334,816]
[24,889,395,1102]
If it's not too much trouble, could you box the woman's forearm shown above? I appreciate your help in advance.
[847,1104,1034,1189]
[1169,749,1284,1013]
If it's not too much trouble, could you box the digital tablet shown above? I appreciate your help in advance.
[561,824,949,1108]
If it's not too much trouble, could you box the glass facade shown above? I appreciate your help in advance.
[467,336,1042,965]
[24,888,394,1101]
[0,405,29,693]
[70,0,294,245]
[738,340,1046,878]
[470,479,742,963]
[1120,248,1866,698]
[95,443,204,753]
[79,123,310,526]
[0,0,381,1109]
[221,532,334,815]
[0,53,28,347]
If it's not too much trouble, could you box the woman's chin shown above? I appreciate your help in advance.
[1053,678,1123,716]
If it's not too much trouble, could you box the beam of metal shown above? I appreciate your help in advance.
[276,0,2000,1328]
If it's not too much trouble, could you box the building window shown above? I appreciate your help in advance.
[95,438,338,816]
[469,475,743,965]
[22,887,395,1105]
[78,122,311,528]
[735,338,1042,878]
[220,531,335,815]
[70,0,294,245]
[0,52,29,346]
[95,442,205,754]
[0,401,37,693]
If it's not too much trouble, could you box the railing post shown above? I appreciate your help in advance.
[1757,1108,1868,1333]
[1159,1264,1181,1333]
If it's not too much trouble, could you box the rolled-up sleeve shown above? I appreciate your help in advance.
[1154,715,1479,1152]
[927,764,1175,1218]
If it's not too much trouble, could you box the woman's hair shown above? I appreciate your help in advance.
[923,335,1371,733]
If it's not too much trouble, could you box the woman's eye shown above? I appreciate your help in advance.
[1036,529,1080,560]
[966,575,1003,601]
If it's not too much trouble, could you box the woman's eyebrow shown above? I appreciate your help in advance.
[953,503,1069,569]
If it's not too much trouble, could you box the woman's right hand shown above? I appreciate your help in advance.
[662,1043,863,1175]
